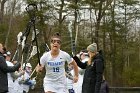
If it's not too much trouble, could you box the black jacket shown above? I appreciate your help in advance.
[0,53,21,92]
[73,53,104,93]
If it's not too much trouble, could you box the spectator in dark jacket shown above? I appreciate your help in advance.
[73,43,104,93]
[0,43,21,93]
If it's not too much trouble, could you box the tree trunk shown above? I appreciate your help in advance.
[94,0,104,49]
[5,0,16,47]
[58,0,65,34]
[110,0,117,86]
[0,0,7,23]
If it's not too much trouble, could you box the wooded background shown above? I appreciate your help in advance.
[0,0,140,87]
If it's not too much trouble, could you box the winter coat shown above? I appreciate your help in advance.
[73,53,104,93]
[0,53,21,92]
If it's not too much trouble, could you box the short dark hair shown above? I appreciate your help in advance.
[3,47,7,54]
[50,32,61,40]
[80,49,87,53]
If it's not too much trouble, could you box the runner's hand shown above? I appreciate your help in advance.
[73,75,78,83]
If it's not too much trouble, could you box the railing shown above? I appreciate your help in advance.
[110,87,140,93]
[29,87,140,93]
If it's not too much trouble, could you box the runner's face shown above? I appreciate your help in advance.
[50,38,61,51]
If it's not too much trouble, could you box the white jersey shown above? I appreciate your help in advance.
[81,57,89,63]
[6,61,15,93]
[13,75,23,93]
[22,71,30,93]
[40,50,73,93]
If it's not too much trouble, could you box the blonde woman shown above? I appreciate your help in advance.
[73,43,104,93]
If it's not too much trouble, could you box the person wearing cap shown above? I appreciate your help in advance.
[13,67,25,93]
[36,32,78,93]
[19,63,36,93]
[0,43,21,93]
[73,43,104,93]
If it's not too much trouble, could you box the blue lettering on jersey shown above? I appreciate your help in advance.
[47,61,63,66]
